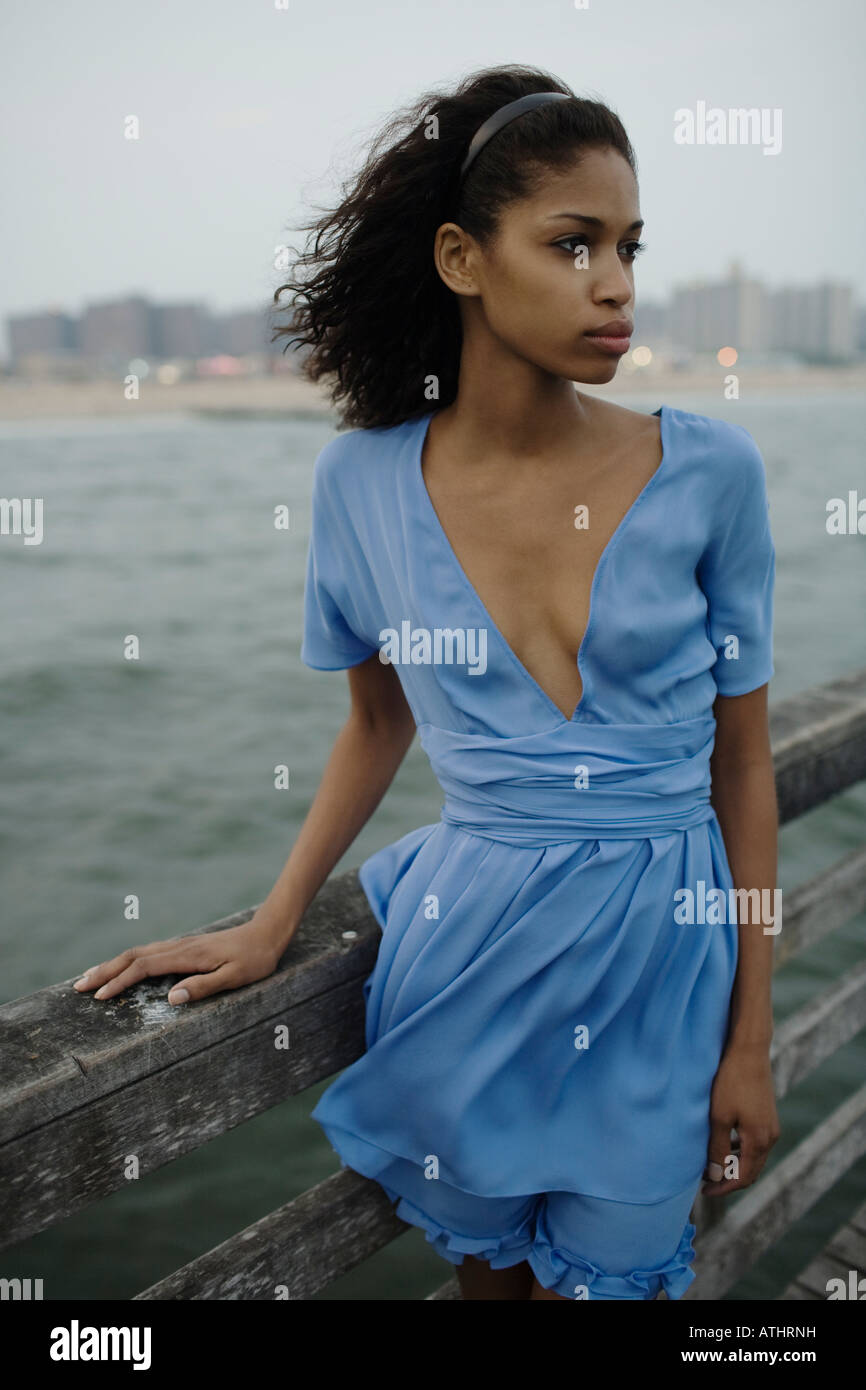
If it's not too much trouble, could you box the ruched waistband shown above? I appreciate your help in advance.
[416,715,717,846]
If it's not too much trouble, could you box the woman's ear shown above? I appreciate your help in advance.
[433,222,482,298]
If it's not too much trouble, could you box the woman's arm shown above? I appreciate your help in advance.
[711,684,779,1046]
[702,683,782,1195]
[74,655,417,1003]
[251,655,418,957]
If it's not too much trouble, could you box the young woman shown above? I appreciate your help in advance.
[74,64,781,1302]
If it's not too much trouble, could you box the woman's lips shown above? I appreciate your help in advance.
[583,332,631,355]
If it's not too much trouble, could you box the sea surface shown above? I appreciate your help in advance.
[2,391,864,1300]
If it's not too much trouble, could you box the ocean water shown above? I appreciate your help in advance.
[1,391,864,1301]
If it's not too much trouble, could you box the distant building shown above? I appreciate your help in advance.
[6,273,858,377]
[632,299,670,349]
[213,307,275,356]
[768,283,856,361]
[155,302,215,359]
[666,264,859,362]
[8,310,77,363]
[670,262,768,354]
[79,295,156,365]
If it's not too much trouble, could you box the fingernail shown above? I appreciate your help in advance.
[169,988,189,1005]
[94,986,107,999]
[707,1162,723,1181]
[73,975,90,989]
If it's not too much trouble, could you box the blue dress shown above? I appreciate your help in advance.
[300,405,775,1276]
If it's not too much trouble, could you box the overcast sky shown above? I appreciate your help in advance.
[1,0,863,338]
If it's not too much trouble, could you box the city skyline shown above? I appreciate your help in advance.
[1,0,864,361]
[6,259,863,375]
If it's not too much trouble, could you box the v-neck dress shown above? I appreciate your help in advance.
[300,403,775,1225]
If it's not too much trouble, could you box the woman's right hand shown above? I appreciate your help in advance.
[71,917,288,1005]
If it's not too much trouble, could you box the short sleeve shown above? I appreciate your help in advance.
[696,426,776,696]
[300,451,379,671]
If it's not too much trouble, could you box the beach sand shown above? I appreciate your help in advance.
[1,362,864,420]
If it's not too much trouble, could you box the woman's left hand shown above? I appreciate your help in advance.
[701,1043,781,1196]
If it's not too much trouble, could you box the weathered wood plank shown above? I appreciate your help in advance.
[792,1251,858,1299]
[0,870,379,1143]
[782,1280,820,1300]
[773,844,866,966]
[769,668,866,822]
[826,1221,866,1267]
[0,975,373,1250]
[133,1167,408,1300]
[426,1278,462,1300]
[777,1199,866,1300]
[849,1204,866,1238]
[769,958,866,1099]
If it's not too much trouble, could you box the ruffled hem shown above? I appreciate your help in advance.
[318,1116,699,1293]
[527,1219,698,1301]
[389,1191,537,1269]
[317,1121,536,1268]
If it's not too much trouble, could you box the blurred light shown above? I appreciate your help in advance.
[156,363,181,385]
[196,355,244,377]
[128,357,150,379]
[631,345,653,367]
[717,346,738,367]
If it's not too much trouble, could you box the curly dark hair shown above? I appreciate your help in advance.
[271,64,636,431]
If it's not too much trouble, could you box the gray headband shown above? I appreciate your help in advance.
[458,91,571,181]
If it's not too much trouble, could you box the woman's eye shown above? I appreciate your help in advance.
[556,235,590,255]
[623,239,647,261]
[555,236,647,261]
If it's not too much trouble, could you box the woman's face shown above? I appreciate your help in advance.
[441,146,643,385]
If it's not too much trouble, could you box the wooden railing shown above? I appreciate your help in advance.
[2,668,865,1300]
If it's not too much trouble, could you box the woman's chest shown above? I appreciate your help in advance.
[417,429,666,721]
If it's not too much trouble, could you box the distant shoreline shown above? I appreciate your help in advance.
[0,364,864,420]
